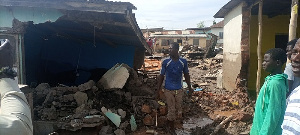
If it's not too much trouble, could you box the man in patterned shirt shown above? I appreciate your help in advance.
[157,42,192,135]
[282,38,300,135]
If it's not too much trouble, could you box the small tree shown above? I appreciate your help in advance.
[197,21,205,28]
[213,20,216,25]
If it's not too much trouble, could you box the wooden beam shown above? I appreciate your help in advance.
[289,0,299,41]
[256,0,263,96]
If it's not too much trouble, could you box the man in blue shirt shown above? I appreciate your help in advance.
[157,42,192,135]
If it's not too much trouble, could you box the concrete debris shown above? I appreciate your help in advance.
[114,129,125,135]
[119,121,129,129]
[99,125,113,135]
[117,109,126,119]
[78,80,95,91]
[97,63,130,90]
[74,91,88,106]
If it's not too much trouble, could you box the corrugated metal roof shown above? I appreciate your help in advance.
[214,0,244,18]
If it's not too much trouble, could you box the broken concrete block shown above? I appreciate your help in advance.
[119,121,129,130]
[83,115,105,123]
[117,109,126,119]
[114,129,125,135]
[74,91,88,106]
[75,104,88,114]
[41,106,57,120]
[78,80,95,91]
[99,126,113,135]
[36,83,51,94]
[141,104,152,114]
[143,114,154,126]
[97,63,130,90]
[101,107,108,114]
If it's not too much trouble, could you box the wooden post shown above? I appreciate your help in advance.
[256,0,263,96]
[289,0,299,41]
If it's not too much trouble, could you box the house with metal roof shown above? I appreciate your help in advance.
[214,0,298,95]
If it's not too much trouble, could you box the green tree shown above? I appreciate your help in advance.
[213,20,216,25]
[197,21,205,28]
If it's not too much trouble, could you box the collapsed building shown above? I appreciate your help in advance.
[0,0,156,134]
[0,0,151,86]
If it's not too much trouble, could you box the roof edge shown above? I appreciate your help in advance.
[214,0,244,18]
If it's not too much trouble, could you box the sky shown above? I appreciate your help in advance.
[108,0,231,30]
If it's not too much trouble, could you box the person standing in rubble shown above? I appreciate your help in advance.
[250,48,288,135]
[157,42,193,135]
[0,39,33,135]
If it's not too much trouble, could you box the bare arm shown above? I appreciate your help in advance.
[184,73,193,96]
[157,74,164,99]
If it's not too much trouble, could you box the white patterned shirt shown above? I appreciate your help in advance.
[282,85,300,135]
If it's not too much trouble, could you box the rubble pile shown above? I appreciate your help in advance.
[180,45,206,60]
[185,51,254,134]
[139,56,162,79]
[33,63,163,134]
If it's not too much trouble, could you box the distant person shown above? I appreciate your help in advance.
[157,42,192,135]
[284,38,300,97]
[282,38,300,134]
[250,48,288,135]
[0,39,33,135]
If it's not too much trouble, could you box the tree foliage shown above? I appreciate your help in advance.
[197,21,205,28]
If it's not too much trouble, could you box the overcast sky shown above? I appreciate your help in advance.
[108,0,230,30]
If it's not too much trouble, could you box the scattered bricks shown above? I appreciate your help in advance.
[159,106,167,116]
[78,80,95,91]
[74,91,88,106]
[157,116,167,127]
[143,114,154,126]
[41,106,57,120]
[158,90,166,101]
[142,104,152,114]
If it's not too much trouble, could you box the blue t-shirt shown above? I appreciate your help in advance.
[160,57,189,90]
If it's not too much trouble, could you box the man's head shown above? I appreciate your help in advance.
[169,42,179,57]
[262,48,286,73]
[291,39,300,76]
[286,38,298,60]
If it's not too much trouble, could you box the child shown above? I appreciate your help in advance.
[250,48,288,135]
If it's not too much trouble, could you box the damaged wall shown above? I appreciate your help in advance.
[0,2,148,86]
[222,3,243,91]
[0,6,63,28]
[24,26,136,86]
